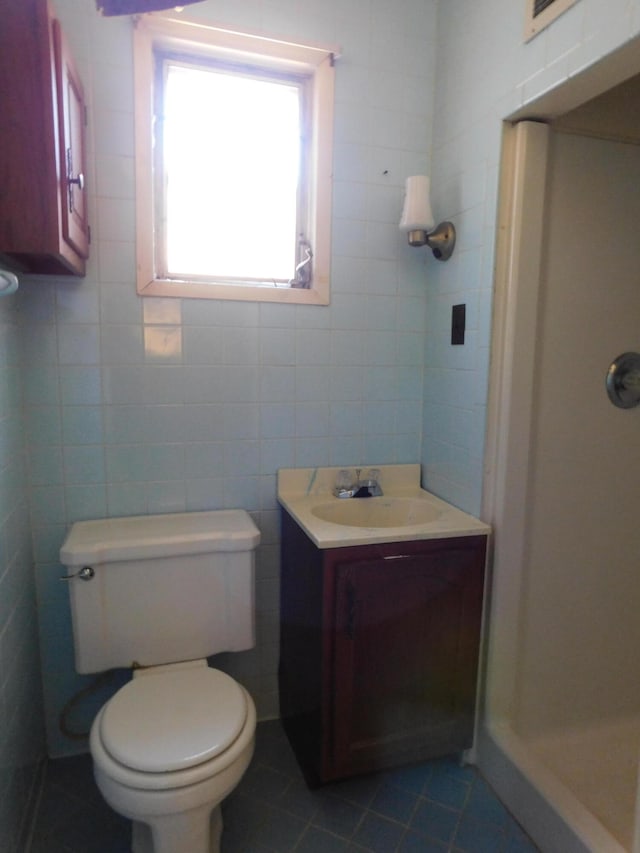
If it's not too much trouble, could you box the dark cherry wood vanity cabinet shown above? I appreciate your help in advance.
[0,0,89,275]
[279,510,487,785]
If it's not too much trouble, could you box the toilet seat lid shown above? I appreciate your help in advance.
[99,666,248,773]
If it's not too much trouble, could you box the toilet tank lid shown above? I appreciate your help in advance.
[60,510,261,567]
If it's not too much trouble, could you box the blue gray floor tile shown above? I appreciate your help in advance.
[29,720,539,852]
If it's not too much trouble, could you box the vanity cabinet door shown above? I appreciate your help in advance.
[278,509,487,786]
[53,19,89,262]
[327,537,486,780]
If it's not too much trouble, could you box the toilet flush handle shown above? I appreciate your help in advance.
[59,566,95,582]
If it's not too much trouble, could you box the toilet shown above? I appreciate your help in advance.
[60,509,261,853]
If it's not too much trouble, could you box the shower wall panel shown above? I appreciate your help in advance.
[514,131,640,737]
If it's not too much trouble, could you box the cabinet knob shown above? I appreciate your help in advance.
[68,172,85,191]
[66,147,85,213]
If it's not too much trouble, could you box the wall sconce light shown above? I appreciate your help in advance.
[399,175,456,261]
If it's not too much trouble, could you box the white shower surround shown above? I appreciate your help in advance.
[480,71,640,853]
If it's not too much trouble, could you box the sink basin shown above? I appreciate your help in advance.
[278,466,491,547]
[311,497,441,528]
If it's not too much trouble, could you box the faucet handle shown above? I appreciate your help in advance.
[336,469,354,490]
[364,468,383,496]
[334,469,356,497]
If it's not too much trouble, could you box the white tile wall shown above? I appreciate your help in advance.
[421,0,640,516]
[13,0,640,763]
[0,298,46,852]
[26,0,436,757]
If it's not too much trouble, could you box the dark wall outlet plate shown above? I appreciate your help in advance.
[452,303,465,345]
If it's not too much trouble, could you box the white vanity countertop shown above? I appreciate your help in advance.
[277,464,491,549]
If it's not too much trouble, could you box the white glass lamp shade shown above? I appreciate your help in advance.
[399,175,435,233]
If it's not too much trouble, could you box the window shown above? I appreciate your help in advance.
[133,14,336,303]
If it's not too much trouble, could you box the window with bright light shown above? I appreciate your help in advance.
[134,14,336,304]
[162,60,302,283]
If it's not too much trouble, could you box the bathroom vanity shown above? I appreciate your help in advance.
[278,465,490,785]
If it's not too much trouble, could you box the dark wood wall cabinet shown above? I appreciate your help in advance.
[0,0,89,276]
[279,510,488,786]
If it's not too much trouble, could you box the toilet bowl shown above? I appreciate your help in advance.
[89,660,256,853]
[60,509,261,853]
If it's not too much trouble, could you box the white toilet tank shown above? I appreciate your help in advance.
[60,510,260,674]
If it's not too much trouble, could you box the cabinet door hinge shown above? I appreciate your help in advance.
[87,225,92,245]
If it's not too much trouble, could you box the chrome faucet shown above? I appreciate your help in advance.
[334,468,383,498]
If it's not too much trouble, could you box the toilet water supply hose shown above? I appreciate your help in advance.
[59,670,119,740]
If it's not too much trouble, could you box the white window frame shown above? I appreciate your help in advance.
[133,13,336,304]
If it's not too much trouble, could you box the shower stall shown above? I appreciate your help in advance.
[479,78,640,853]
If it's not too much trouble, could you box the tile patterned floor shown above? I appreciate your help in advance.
[29,720,539,853]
